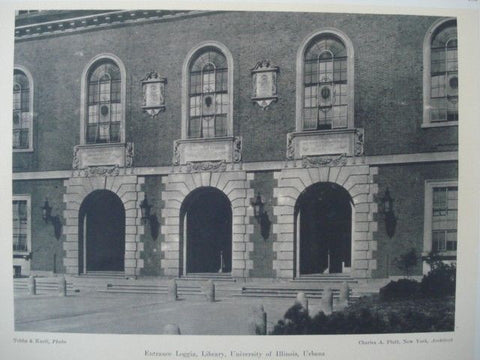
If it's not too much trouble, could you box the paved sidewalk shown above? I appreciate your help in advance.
[14,292,304,335]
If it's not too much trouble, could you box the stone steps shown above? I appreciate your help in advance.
[14,278,76,294]
[233,293,361,302]
[74,271,127,279]
[178,273,236,282]
[235,286,354,298]
[98,283,238,297]
[99,285,203,296]
[291,274,357,283]
[14,275,378,300]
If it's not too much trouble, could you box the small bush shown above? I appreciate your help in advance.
[393,248,419,277]
[271,303,311,335]
[270,296,455,335]
[421,262,456,297]
[379,279,420,301]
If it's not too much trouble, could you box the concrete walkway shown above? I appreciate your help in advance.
[14,291,304,335]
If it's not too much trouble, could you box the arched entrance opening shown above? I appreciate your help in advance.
[78,190,125,273]
[294,182,352,276]
[180,187,232,275]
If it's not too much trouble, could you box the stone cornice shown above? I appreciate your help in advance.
[12,151,458,180]
[15,10,213,41]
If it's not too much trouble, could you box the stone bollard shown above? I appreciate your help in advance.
[338,281,350,310]
[294,292,309,314]
[248,305,267,335]
[163,324,181,335]
[58,275,67,297]
[205,280,215,302]
[320,287,333,315]
[168,279,178,301]
[27,276,36,295]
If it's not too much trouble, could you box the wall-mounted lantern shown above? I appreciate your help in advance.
[250,193,271,240]
[41,199,52,223]
[251,193,265,222]
[140,195,152,225]
[140,194,159,240]
[141,71,167,117]
[41,199,62,240]
[381,188,397,238]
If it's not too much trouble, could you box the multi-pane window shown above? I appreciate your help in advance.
[430,21,458,123]
[431,186,458,252]
[13,200,29,252]
[13,70,31,149]
[303,35,348,130]
[188,48,228,138]
[87,60,121,143]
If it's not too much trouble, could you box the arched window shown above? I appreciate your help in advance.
[80,54,126,145]
[296,29,354,132]
[182,42,233,140]
[13,68,33,151]
[86,60,122,143]
[423,19,458,127]
[188,48,228,138]
[304,36,347,130]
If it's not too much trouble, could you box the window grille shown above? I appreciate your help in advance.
[188,49,228,138]
[303,36,348,130]
[86,60,121,143]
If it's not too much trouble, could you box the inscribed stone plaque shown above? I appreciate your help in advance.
[145,82,163,108]
[183,141,231,163]
[298,133,351,157]
[256,73,273,98]
[78,144,125,167]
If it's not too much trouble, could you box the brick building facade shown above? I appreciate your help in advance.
[12,10,458,281]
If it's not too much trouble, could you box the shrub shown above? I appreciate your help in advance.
[271,303,311,335]
[270,296,455,335]
[379,279,420,301]
[380,256,456,300]
[393,248,419,277]
[421,262,456,297]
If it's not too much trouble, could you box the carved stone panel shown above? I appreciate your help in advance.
[72,142,134,169]
[186,160,227,173]
[251,60,279,110]
[73,165,121,178]
[301,155,348,168]
[286,129,364,160]
[141,72,167,117]
[173,137,242,165]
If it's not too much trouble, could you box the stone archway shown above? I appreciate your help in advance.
[78,190,125,273]
[180,187,232,274]
[62,173,144,277]
[161,169,254,278]
[273,164,379,279]
[295,182,352,276]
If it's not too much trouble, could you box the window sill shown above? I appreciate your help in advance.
[13,148,34,153]
[421,121,458,129]
[13,251,30,258]
[421,251,457,260]
[79,142,124,149]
